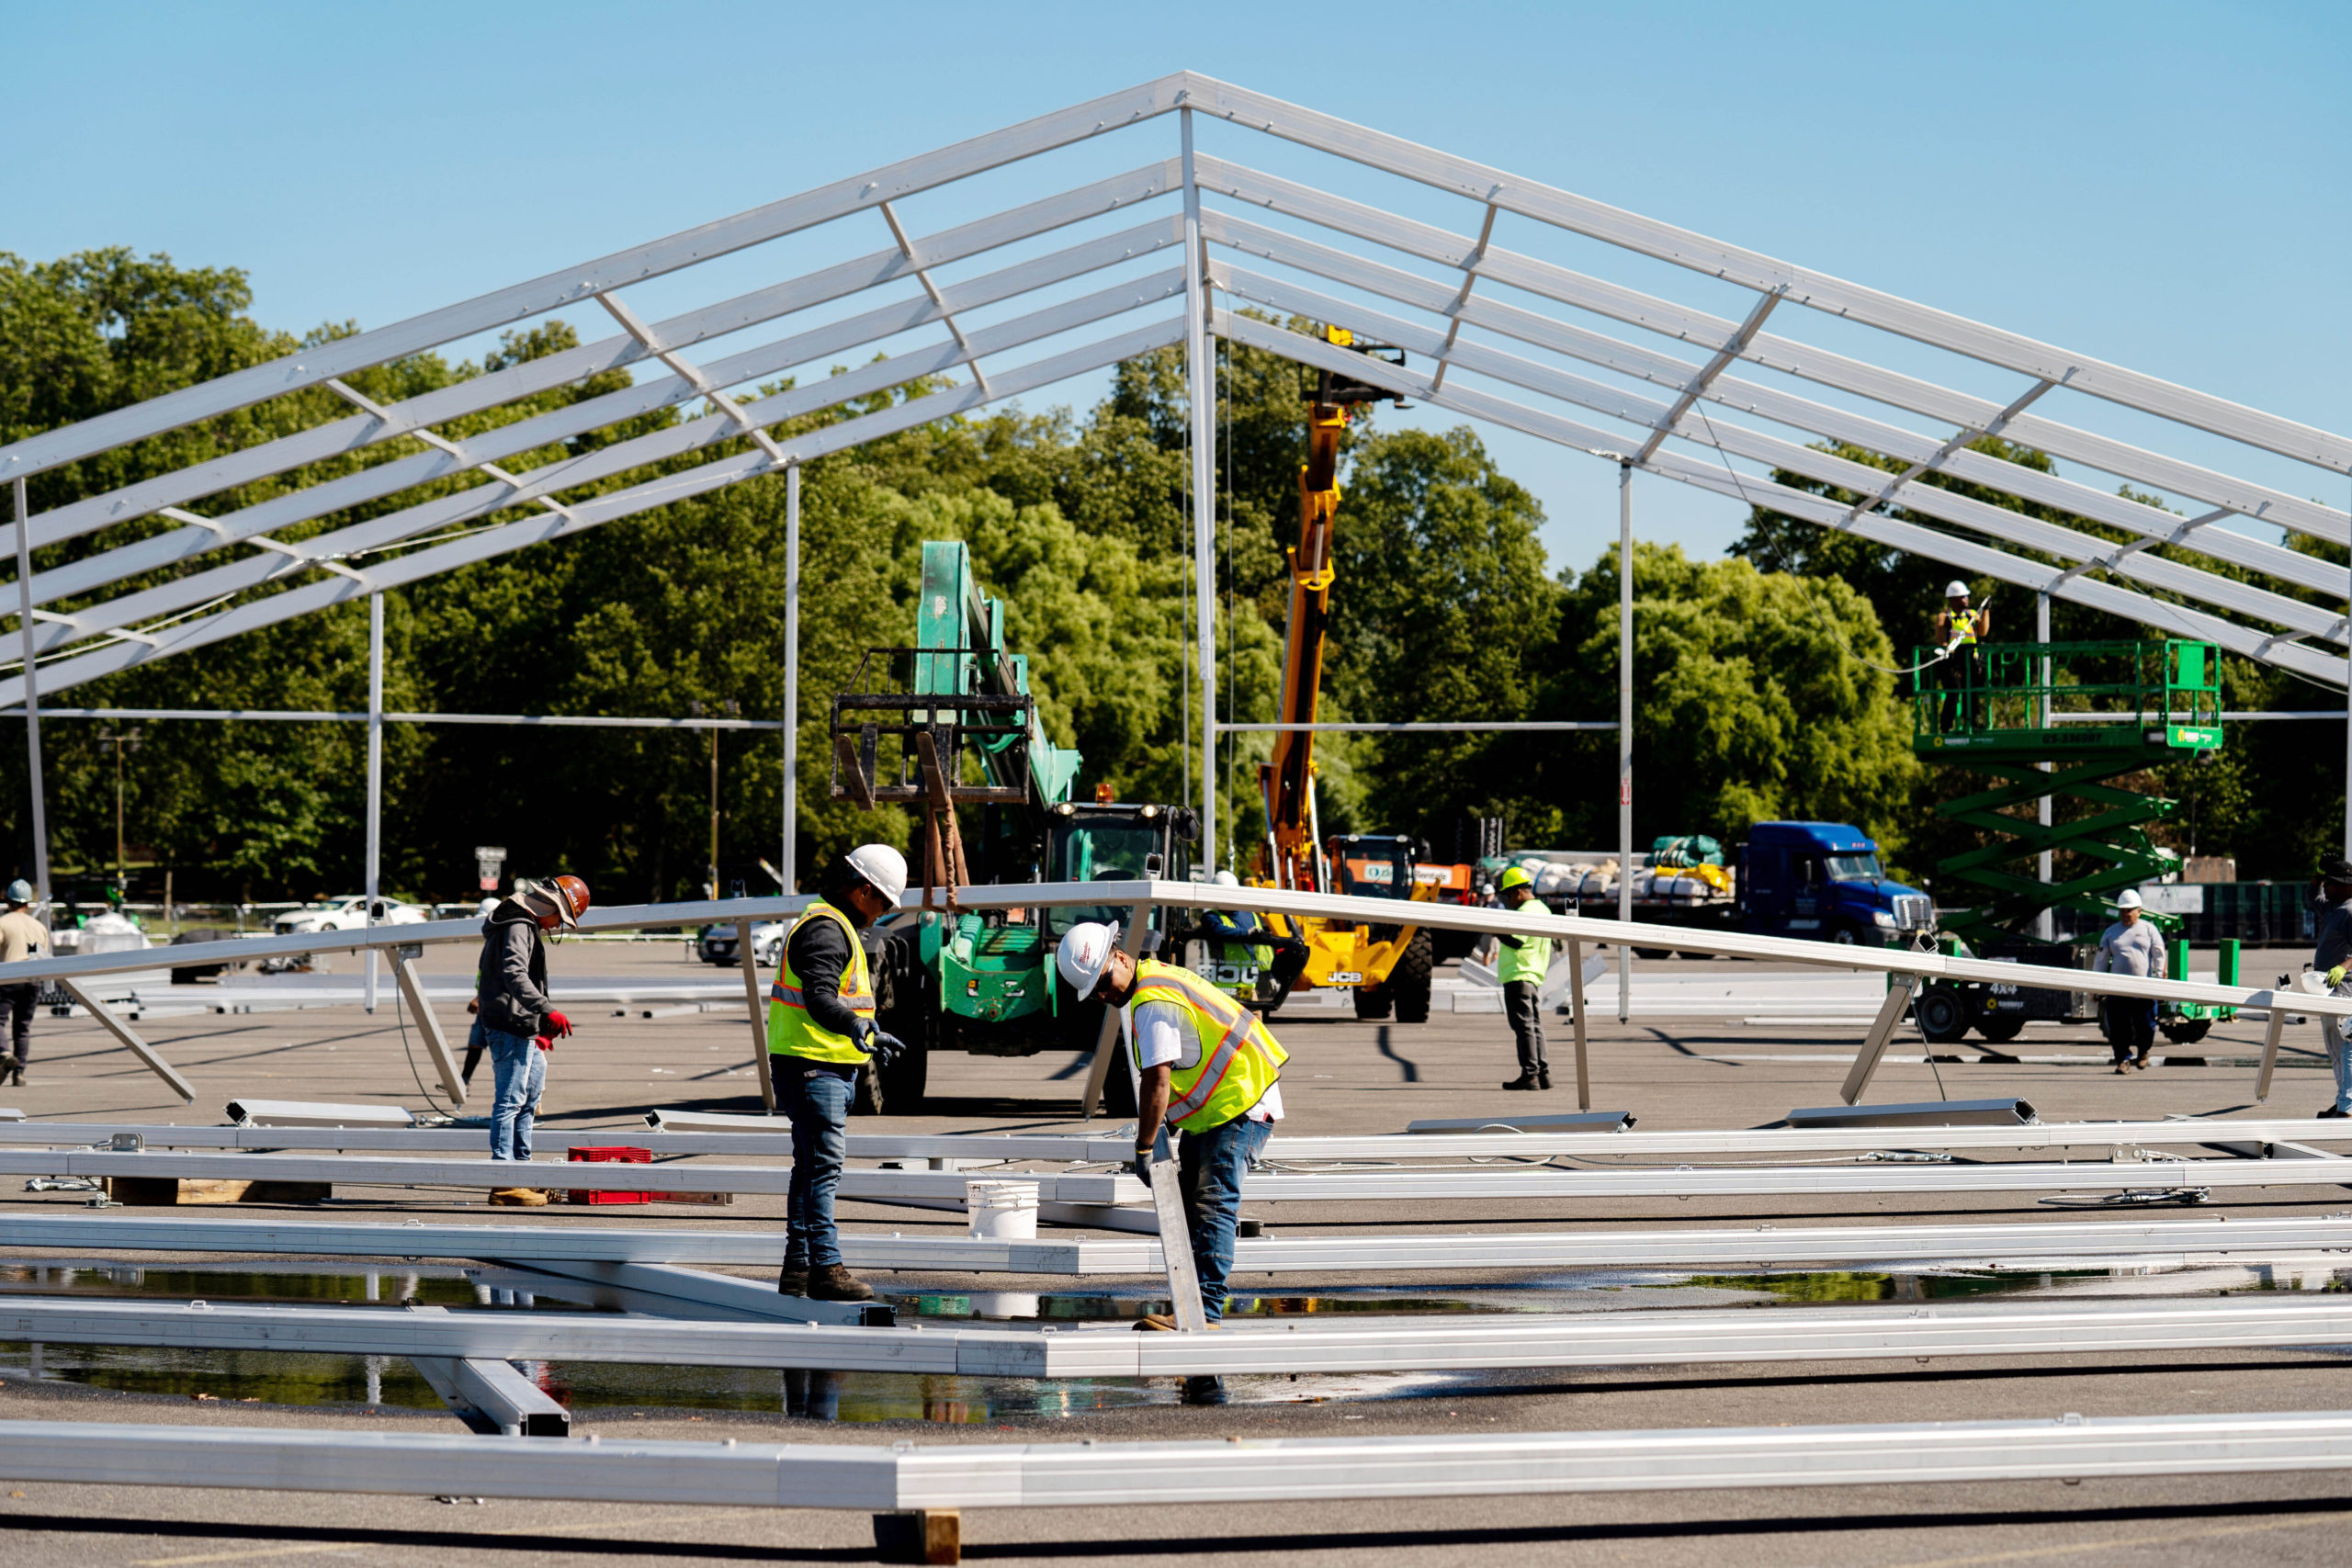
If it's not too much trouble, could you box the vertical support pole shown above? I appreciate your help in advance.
[782,463,800,893]
[2255,989,2288,1104]
[1616,461,1634,1024]
[1566,935,1590,1111]
[11,478,48,908]
[364,592,384,1014]
[392,950,465,1105]
[2036,590,2052,942]
[2344,547,2350,859]
[1182,105,1218,873]
[736,917,775,1113]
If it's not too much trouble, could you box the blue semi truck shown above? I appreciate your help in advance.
[1571,821,1935,953]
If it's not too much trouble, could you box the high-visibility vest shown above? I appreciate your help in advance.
[1945,609,1983,648]
[767,901,875,1065]
[1127,958,1287,1134]
[1497,931,1553,987]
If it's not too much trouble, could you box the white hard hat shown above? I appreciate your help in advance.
[2113,888,2143,910]
[844,843,908,905]
[1211,869,1239,888]
[1057,921,1114,995]
[1945,580,1971,599]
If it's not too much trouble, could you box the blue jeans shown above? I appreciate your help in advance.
[1178,1112,1272,1323]
[778,1056,855,1268]
[486,1028,545,1163]
[2326,1008,2352,1113]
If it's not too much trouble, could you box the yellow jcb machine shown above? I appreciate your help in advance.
[1251,326,1447,1023]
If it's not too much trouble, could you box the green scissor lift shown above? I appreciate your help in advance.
[1908,638,2234,1046]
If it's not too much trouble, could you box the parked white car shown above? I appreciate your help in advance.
[273,897,430,935]
[698,920,786,967]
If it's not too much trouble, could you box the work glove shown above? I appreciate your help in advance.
[854,1021,906,1066]
[543,1010,573,1038]
[1131,1149,1154,1185]
[2329,965,2346,989]
[532,1034,554,1053]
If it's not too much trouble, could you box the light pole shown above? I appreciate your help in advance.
[97,727,141,893]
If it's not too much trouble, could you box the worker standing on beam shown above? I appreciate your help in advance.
[476,874,590,1204]
[2310,856,2352,1118]
[1496,866,1555,1091]
[0,880,47,1088]
[1056,919,1289,1332]
[769,843,908,1303]
[1932,581,1990,733]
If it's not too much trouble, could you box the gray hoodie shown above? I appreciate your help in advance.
[477,897,555,1036]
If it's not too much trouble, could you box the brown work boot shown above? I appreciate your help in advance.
[776,1264,809,1298]
[808,1263,874,1302]
[489,1187,549,1207]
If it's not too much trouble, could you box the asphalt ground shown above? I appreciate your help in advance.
[4,941,2350,1565]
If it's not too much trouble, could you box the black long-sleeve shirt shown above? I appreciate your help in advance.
[787,909,868,1041]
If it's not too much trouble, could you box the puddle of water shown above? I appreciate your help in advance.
[890,1287,1510,1322]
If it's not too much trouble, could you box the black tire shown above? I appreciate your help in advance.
[1915,987,1972,1044]
[1973,1016,2026,1044]
[2159,1017,2213,1045]
[1632,947,1675,961]
[1390,930,1434,1023]
[1828,925,1860,947]
[1353,983,1394,1021]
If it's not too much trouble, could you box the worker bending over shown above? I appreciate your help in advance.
[1932,581,1990,732]
[0,880,46,1088]
[2093,888,2165,1073]
[1057,919,1288,1331]
[2311,856,2352,1118]
[769,844,908,1303]
[476,874,591,1204]
[1495,866,1554,1090]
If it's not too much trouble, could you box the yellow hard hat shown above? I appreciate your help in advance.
[1498,866,1532,892]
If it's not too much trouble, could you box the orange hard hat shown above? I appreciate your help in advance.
[545,874,591,929]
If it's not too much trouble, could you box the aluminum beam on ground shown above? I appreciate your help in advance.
[0,1149,1138,1204]
[498,1258,893,1327]
[17,1211,2352,1276]
[408,1350,571,1437]
[19,1292,2352,1380]
[1226,1160,2336,1201]
[8,1407,2352,1513]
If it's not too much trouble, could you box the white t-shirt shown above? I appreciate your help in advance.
[1126,998,1283,1122]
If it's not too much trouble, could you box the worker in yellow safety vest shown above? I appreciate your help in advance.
[769,843,909,1303]
[1495,866,1555,1090]
[1932,580,1991,732]
[1057,919,1288,1352]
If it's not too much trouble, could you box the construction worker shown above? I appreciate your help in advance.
[1198,869,1308,1007]
[769,844,909,1303]
[0,880,46,1087]
[2311,856,2352,1117]
[2094,888,2165,1073]
[1057,919,1287,1348]
[475,874,590,1204]
[1932,581,1990,732]
[1495,866,1555,1090]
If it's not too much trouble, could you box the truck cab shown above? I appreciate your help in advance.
[1736,822,1933,946]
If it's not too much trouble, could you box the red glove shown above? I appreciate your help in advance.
[544,1010,573,1037]
[533,1035,554,1053]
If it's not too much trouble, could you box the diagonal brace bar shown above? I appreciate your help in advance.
[878,200,994,399]
[1632,285,1786,466]
[59,979,195,1104]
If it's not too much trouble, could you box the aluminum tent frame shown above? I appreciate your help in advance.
[5,70,2347,876]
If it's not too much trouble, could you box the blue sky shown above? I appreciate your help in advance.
[10,0,2346,578]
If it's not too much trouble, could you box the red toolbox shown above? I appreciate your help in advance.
[566,1145,652,1205]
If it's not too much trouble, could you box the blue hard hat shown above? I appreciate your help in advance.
[6,879,31,904]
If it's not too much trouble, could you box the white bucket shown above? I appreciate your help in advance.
[965,1179,1041,1240]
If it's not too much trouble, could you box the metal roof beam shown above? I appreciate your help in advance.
[16,248,1185,655]
[1631,286,1785,466]
[1194,160,2351,546]
[1182,76,2352,473]
[1217,309,2348,688]
[0,315,1187,708]
[10,163,1182,561]
[1218,268,2346,647]
[0,73,1199,483]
